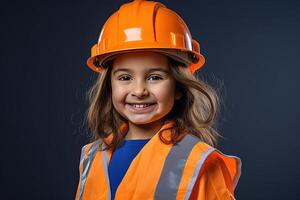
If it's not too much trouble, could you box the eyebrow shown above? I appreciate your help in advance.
[112,68,169,75]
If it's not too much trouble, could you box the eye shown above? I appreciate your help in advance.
[118,75,131,81]
[148,75,163,81]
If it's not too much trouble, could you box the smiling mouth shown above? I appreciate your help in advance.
[125,103,157,112]
[127,103,155,108]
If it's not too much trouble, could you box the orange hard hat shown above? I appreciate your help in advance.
[87,0,205,74]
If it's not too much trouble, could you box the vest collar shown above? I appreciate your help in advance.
[103,118,177,145]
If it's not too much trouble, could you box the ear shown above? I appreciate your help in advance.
[175,89,183,100]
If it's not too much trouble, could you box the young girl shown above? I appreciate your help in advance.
[75,0,242,199]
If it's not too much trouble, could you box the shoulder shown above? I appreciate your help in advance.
[79,139,102,160]
[182,137,241,199]
[182,134,242,192]
[190,158,238,199]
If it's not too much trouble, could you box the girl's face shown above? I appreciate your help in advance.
[111,51,181,125]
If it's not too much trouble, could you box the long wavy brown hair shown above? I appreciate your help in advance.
[84,57,222,150]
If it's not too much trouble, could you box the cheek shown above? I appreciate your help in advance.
[111,81,126,104]
[152,81,176,104]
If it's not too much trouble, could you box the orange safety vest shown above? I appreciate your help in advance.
[75,120,242,200]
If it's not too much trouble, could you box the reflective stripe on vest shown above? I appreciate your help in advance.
[78,140,101,200]
[154,134,202,199]
[184,147,215,200]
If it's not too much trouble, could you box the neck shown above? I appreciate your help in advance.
[125,118,166,140]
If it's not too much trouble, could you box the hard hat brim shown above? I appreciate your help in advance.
[87,48,205,74]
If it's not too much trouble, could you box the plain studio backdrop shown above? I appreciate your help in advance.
[1,0,299,199]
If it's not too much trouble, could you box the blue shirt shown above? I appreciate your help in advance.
[108,139,150,200]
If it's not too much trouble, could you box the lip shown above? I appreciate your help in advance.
[126,102,156,104]
[125,103,157,113]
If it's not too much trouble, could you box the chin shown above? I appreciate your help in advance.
[127,115,165,125]
[128,118,154,125]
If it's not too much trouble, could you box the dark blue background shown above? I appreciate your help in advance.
[1,0,299,199]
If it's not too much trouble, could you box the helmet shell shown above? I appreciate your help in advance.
[87,0,205,74]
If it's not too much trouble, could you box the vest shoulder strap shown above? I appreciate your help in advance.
[76,140,102,200]
[154,134,241,200]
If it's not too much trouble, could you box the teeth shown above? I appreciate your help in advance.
[132,104,150,108]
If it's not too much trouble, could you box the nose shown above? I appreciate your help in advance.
[131,80,149,98]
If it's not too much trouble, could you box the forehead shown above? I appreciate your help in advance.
[111,51,170,73]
